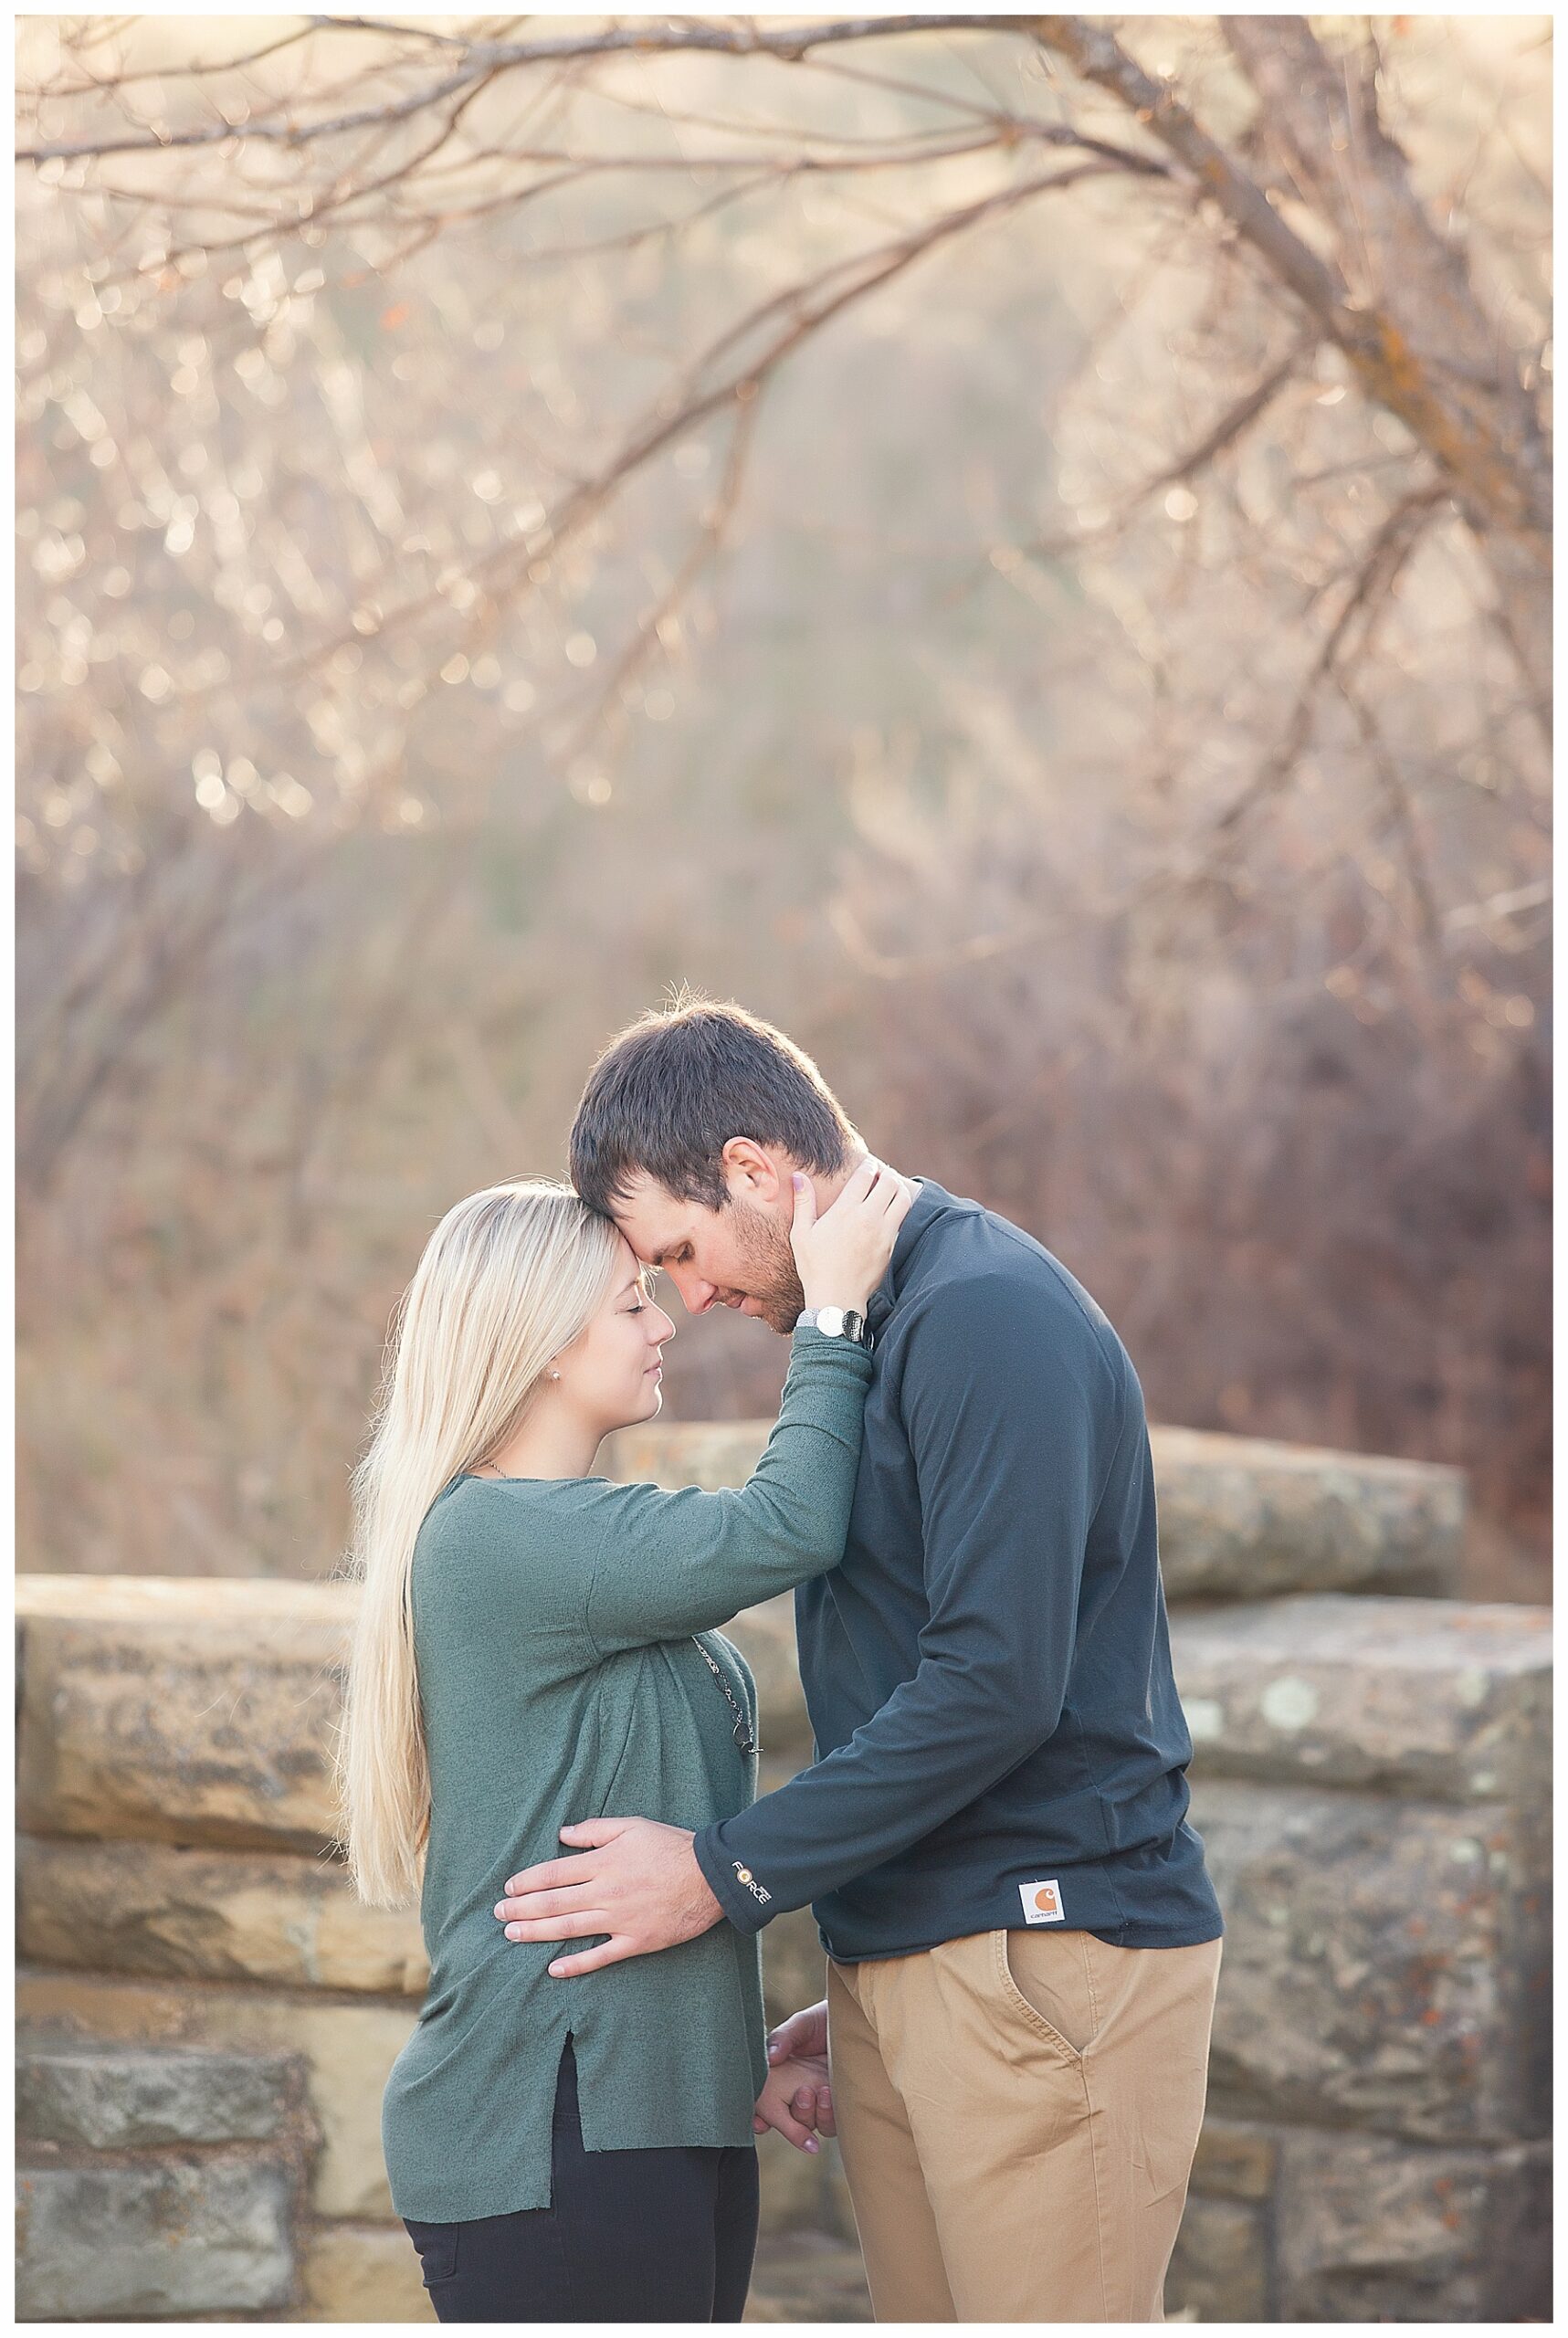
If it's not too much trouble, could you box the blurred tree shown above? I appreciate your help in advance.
[16,16,1551,1590]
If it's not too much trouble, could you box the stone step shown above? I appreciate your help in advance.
[17,1837,428,1996]
[1147,1427,1461,1601]
[1270,2129,1550,2322]
[17,1969,416,2222]
[17,2039,295,2151]
[14,1439,1467,1854]
[290,2222,433,2323]
[1172,2124,1552,2323]
[17,1576,354,1853]
[1190,1777,1548,2146]
[1171,1594,1550,1801]
[16,2159,293,2321]
[755,2125,855,2243]
[604,1420,1464,1601]
[14,1970,842,2255]
[16,1838,832,2065]
[1166,2194,1268,2322]
[711,1588,1553,1803]
[743,2230,872,2322]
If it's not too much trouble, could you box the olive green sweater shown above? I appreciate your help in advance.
[380,1325,874,2223]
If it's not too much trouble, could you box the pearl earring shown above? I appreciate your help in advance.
[549,1368,561,1382]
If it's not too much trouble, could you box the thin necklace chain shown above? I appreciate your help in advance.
[692,1636,758,1756]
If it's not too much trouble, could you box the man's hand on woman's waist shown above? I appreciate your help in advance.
[494,1815,723,1974]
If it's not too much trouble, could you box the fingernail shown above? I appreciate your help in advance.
[494,1904,506,1919]
[506,1925,521,1940]
[767,2042,782,2059]
[548,1962,567,1977]
[792,1173,804,1188]
[805,2139,819,2154]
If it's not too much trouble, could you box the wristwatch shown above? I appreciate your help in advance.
[795,1305,873,1349]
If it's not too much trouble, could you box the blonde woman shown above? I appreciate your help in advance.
[338,1160,910,2323]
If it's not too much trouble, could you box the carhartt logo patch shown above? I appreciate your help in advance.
[1020,1879,1064,1924]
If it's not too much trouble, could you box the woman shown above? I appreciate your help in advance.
[337,1158,908,2322]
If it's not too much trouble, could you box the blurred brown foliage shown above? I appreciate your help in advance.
[16,16,1550,1596]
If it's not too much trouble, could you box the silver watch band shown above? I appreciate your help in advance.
[795,1305,872,1348]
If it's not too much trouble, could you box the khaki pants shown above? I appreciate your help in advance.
[827,1927,1223,2322]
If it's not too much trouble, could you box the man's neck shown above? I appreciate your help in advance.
[810,1153,916,1211]
[811,1159,860,1211]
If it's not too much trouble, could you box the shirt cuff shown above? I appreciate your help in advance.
[692,1819,775,1936]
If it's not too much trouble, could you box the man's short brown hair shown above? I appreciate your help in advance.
[570,995,860,1216]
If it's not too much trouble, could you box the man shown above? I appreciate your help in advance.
[494,998,1224,2322]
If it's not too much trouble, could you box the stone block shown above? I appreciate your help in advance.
[292,2220,435,2322]
[17,1970,417,2220]
[605,1420,775,1494]
[1189,2117,1279,2202]
[1275,2130,1552,2322]
[760,1903,828,2032]
[17,2041,293,2149]
[1149,1427,1461,1600]
[1193,1780,1544,2143]
[1171,1596,1550,1802]
[756,2131,855,2242]
[18,1836,428,1996]
[818,2146,858,2247]
[1164,2194,1268,2322]
[16,2157,293,2321]
[17,1575,353,1853]
[604,1422,1464,1601]
[744,2231,872,2322]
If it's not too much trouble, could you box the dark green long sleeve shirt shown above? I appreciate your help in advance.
[380,1325,873,2222]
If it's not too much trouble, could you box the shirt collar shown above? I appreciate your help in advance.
[866,1174,945,1334]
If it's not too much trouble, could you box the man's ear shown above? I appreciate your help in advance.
[720,1135,785,1204]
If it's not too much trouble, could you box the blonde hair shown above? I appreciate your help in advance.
[336,1180,622,1907]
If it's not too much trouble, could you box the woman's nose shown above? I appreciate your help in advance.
[652,1306,677,1342]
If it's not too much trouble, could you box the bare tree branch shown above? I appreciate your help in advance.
[1209,482,1450,848]
[1019,336,1312,563]
[16,17,1060,160]
[1222,14,1550,714]
[276,159,1125,686]
[1031,16,1549,709]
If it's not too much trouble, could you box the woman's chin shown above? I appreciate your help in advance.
[604,1380,663,1436]
[626,1378,663,1424]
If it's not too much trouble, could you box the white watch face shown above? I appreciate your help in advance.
[816,1306,847,1337]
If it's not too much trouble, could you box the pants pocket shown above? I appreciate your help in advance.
[992,1927,1097,2059]
[403,2217,461,2289]
[1083,1933,1222,2204]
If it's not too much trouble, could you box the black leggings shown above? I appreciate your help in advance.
[402,2037,761,2323]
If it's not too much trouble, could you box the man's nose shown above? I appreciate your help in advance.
[668,1266,718,1315]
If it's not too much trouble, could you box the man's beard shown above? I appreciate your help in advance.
[729,1196,805,1334]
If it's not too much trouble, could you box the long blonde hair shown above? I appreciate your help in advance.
[336,1179,623,1907]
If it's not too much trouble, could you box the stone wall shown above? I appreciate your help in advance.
[16,1425,1551,2322]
